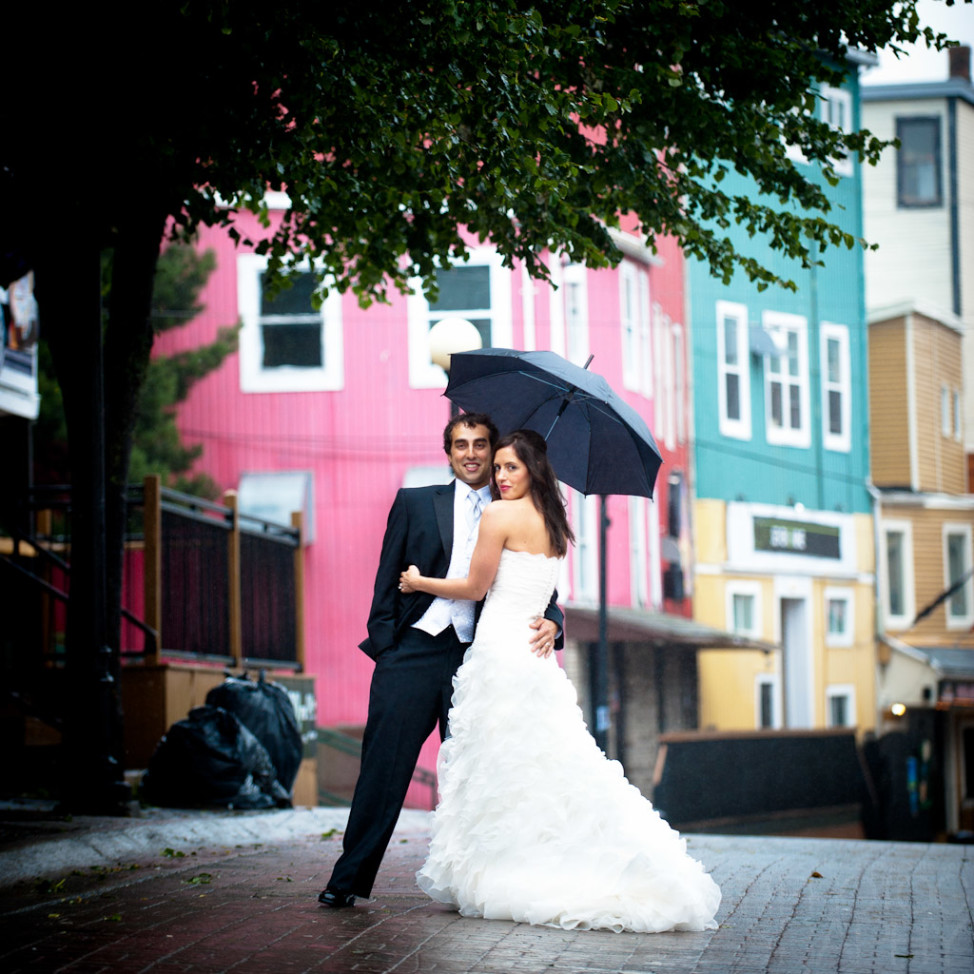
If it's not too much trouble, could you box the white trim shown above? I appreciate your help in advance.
[237,254,344,394]
[942,523,974,630]
[763,311,810,448]
[715,300,751,440]
[820,322,851,453]
[775,577,814,729]
[880,519,915,630]
[630,497,649,608]
[546,258,564,356]
[821,84,853,178]
[571,490,599,604]
[824,585,855,647]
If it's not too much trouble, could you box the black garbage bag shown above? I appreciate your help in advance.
[142,705,291,810]
[206,674,303,794]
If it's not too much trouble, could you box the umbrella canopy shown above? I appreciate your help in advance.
[445,348,662,498]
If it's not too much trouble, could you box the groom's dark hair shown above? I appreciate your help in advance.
[442,412,499,455]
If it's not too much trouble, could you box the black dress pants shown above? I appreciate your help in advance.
[327,625,468,897]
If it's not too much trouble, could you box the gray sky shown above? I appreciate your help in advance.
[861,0,974,85]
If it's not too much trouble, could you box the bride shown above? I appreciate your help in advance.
[399,429,720,933]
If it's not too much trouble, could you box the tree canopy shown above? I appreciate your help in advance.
[4,1,957,298]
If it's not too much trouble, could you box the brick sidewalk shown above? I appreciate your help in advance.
[0,811,971,973]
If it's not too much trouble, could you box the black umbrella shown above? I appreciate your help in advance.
[444,348,662,498]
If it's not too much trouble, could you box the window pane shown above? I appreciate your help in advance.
[829,390,842,435]
[733,593,754,631]
[770,382,782,427]
[725,374,740,422]
[948,533,968,617]
[262,324,322,368]
[430,266,491,311]
[887,532,904,617]
[723,317,738,366]
[260,272,317,316]
[789,384,801,430]
[759,682,774,729]
[786,331,799,376]
[830,695,848,727]
[828,598,847,635]
[897,117,941,206]
[827,338,841,383]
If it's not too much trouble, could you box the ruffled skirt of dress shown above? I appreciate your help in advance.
[416,607,721,934]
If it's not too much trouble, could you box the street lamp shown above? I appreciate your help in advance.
[428,317,483,417]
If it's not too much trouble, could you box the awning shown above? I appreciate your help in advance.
[564,603,778,652]
[880,635,974,680]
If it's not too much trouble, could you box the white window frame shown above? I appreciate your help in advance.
[563,261,589,366]
[942,384,952,437]
[672,321,687,446]
[763,311,810,448]
[821,84,853,178]
[620,261,651,395]
[237,254,344,393]
[716,300,751,440]
[943,523,974,630]
[881,520,915,630]
[824,586,854,648]
[406,248,512,389]
[954,389,963,441]
[755,674,781,730]
[629,497,649,608]
[821,322,851,453]
[826,684,857,728]
[571,490,599,604]
[726,580,763,638]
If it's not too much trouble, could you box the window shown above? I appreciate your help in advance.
[726,581,762,638]
[821,85,853,177]
[716,300,751,440]
[238,255,344,393]
[824,586,854,647]
[882,521,914,629]
[826,685,856,728]
[756,675,780,730]
[763,312,810,448]
[620,262,652,395]
[571,490,599,603]
[563,262,589,366]
[897,117,942,208]
[821,323,851,452]
[939,384,962,441]
[630,497,649,608]
[944,525,974,629]
[406,250,512,388]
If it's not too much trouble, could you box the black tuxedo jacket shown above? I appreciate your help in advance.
[359,482,564,660]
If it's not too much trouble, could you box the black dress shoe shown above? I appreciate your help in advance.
[318,886,356,908]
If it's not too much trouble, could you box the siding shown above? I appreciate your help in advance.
[911,313,966,494]
[869,318,911,487]
[862,98,954,311]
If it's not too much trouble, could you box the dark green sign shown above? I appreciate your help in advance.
[753,516,840,559]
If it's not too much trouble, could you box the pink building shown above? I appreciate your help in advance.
[156,200,695,801]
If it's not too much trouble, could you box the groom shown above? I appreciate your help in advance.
[320,412,564,907]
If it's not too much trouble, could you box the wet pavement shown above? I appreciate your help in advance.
[0,803,971,973]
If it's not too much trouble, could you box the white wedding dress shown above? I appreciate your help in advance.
[417,549,721,933]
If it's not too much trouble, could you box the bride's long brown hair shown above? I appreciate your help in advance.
[490,429,575,557]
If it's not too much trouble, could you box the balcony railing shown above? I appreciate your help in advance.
[1,475,305,672]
